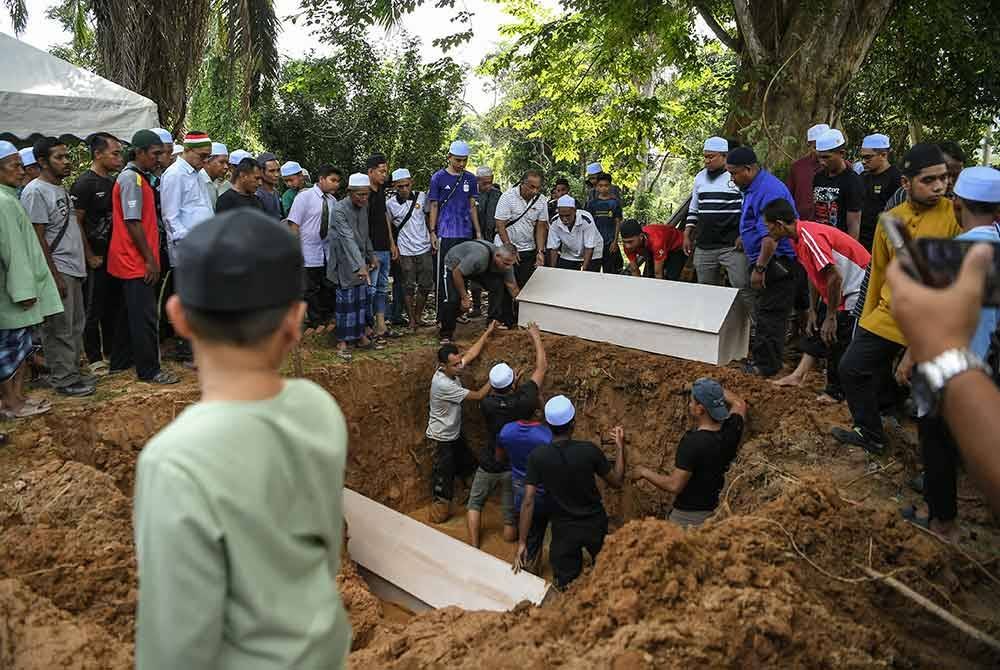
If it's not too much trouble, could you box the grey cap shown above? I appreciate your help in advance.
[476,166,493,177]
[691,378,730,422]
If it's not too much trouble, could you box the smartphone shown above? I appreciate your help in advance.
[916,237,1000,306]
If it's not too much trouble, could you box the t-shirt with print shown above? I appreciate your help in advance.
[498,420,552,486]
[672,415,744,512]
[812,169,863,233]
[429,169,478,239]
[860,166,902,250]
[216,188,265,214]
[70,169,115,255]
[20,178,86,278]
[525,440,610,522]
[585,197,623,247]
[368,183,390,251]
[387,192,431,256]
[109,163,160,280]
[426,370,469,442]
[443,240,516,284]
[479,381,539,473]
[791,220,870,311]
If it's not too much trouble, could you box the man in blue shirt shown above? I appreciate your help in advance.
[726,147,799,377]
[429,141,481,320]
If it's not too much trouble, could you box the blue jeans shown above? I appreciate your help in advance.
[368,250,391,317]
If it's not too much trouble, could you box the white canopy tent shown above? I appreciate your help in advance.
[0,32,159,143]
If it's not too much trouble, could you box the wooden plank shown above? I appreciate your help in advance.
[343,489,550,611]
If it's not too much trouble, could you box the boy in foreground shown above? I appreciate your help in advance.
[134,209,351,669]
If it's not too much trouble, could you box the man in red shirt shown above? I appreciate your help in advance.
[108,130,179,385]
[786,123,829,221]
[764,199,870,402]
[621,219,686,280]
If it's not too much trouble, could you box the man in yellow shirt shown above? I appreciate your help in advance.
[832,144,961,454]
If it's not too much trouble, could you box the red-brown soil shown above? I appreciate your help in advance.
[0,328,997,668]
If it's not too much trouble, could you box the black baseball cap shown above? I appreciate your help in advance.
[175,210,303,312]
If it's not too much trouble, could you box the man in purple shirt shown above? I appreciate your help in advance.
[429,141,481,319]
[786,123,829,221]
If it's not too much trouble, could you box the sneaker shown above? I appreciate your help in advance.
[55,382,96,397]
[831,426,885,455]
[144,371,180,385]
[77,373,99,387]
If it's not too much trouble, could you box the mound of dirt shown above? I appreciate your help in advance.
[337,557,383,650]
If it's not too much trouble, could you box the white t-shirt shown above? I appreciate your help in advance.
[493,185,548,252]
[387,192,431,256]
[546,211,604,262]
[426,370,469,442]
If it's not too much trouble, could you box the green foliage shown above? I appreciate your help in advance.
[256,35,464,188]
[46,0,98,70]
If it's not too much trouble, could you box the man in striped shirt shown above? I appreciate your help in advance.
[684,136,752,318]
[763,200,870,402]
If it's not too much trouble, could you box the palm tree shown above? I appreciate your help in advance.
[3,0,27,33]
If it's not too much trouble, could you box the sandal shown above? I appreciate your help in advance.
[1,402,52,419]
[337,349,353,361]
[146,371,181,385]
[373,337,387,350]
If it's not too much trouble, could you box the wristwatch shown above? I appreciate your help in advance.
[752,264,768,274]
[911,348,989,416]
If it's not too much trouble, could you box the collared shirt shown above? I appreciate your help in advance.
[493,185,548,252]
[287,185,334,268]
[387,192,431,256]
[860,197,960,345]
[255,186,282,219]
[546,211,604,262]
[160,157,215,259]
[0,183,63,329]
[738,169,797,264]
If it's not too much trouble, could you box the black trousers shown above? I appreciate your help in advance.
[798,306,855,399]
[83,260,122,364]
[838,327,904,442]
[920,415,959,523]
[555,257,600,272]
[439,265,505,339]
[500,250,538,326]
[110,278,160,380]
[599,242,623,274]
[304,266,334,327]
[436,236,471,315]
[430,434,478,502]
[752,264,797,376]
[550,512,608,589]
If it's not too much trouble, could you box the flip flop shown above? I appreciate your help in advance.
[1,403,52,419]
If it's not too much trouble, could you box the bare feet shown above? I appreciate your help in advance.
[772,374,804,387]
[816,393,839,404]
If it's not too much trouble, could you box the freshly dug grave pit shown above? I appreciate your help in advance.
[0,330,997,669]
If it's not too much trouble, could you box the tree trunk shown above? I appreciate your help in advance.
[722,0,895,173]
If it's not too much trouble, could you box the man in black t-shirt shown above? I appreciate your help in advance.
[812,129,863,238]
[634,379,747,528]
[858,134,901,251]
[71,132,125,368]
[467,323,548,547]
[366,154,394,343]
[215,158,263,213]
[516,395,626,589]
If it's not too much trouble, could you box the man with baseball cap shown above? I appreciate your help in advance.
[134,209,351,669]
[786,123,830,220]
[107,130,178,386]
[546,194,603,270]
[467,322,548,549]
[430,141,482,319]
[634,379,747,528]
[279,160,305,215]
[515,395,626,588]
[812,129,863,239]
[199,142,229,209]
[859,133,901,251]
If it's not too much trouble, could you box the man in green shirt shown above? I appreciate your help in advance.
[0,141,62,418]
[134,209,351,669]
[280,160,306,216]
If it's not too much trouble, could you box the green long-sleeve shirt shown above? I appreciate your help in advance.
[134,379,351,670]
[0,183,62,329]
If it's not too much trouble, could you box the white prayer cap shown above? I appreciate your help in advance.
[853,161,864,174]
[489,363,514,389]
[151,128,173,145]
[476,166,493,177]
[210,142,229,157]
[585,162,603,176]
[0,141,17,161]
[280,161,303,177]
[954,166,1000,204]
[391,168,411,182]
[703,136,728,153]
[348,173,371,189]
[807,123,831,142]
[228,149,252,166]
[815,129,846,152]
[172,144,183,156]
[556,194,576,208]
[545,395,576,427]
[448,140,470,157]
[861,133,890,150]
[18,147,36,166]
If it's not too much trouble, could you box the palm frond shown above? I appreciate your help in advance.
[217,0,281,111]
[4,0,28,34]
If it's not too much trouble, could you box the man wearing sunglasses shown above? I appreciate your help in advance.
[859,133,901,251]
